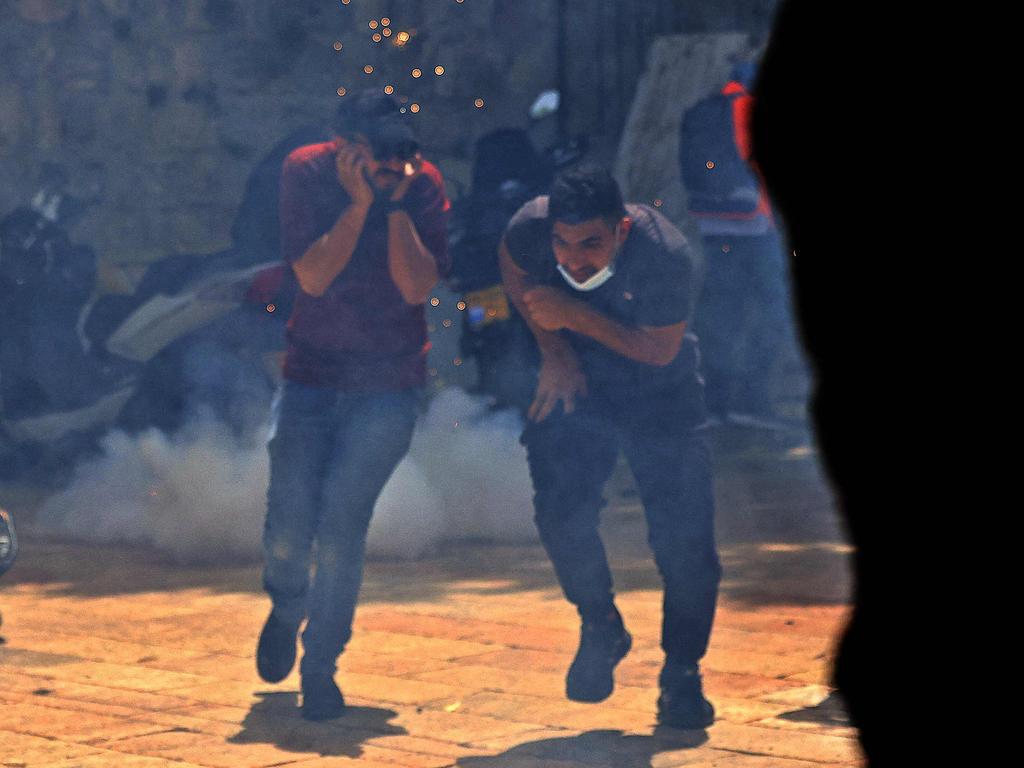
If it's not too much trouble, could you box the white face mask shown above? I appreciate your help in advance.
[555,224,621,292]
[557,262,615,291]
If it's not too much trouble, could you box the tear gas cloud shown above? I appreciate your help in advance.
[39,388,537,563]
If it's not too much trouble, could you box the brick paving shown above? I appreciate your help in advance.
[1,427,862,767]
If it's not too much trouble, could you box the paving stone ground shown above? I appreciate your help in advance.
[1,426,862,767]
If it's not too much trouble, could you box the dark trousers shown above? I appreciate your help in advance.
[521,401,720,665]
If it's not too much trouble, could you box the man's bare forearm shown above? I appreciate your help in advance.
[566,304,684,367]
[498,242,575,362]
[292,202,370,297]
[387,210,439,305]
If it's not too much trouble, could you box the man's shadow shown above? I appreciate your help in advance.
[456,727,708,768]
[228,691,406,759]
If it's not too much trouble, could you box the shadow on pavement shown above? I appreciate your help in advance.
[456,727,707,768]
[777,691,851,727]
[228,691,406,758]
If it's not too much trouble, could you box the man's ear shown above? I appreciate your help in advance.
[618,216,633,245]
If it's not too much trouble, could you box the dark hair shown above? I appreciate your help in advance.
[333,89,401,136]
[548,165,627,225]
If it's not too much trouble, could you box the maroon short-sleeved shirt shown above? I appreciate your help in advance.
[278,140,451,391]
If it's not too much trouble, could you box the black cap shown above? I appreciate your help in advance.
[333,89,418,159]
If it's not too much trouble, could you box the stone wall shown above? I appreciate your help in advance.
[0,0,776,287]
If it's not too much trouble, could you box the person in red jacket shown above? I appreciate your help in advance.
[254,90,450,721]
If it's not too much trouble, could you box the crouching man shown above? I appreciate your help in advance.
[256,90,450,720]
[500,166,720,729]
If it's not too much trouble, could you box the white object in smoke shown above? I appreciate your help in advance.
[529,90,560,120]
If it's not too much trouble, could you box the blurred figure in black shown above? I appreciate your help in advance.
[447,129,551,411]
[0,507,15,636]
[0,508,16,580]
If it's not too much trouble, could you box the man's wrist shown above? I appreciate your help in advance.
[383,198,407,215]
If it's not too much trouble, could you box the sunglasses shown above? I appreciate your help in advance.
[342,133,419,162]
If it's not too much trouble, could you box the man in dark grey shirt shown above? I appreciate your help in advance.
[500,166,719,729]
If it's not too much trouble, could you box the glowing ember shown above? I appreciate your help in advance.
[381,17,391,26]
[457,301,467,311]
[363,64,374,74]
[382,27,393,37]
[397,31,411,42]
[411,68,422,78]
[369,20,379,29]
[372,32,382,42]
[337,87,347,96]
[333,41,343,51]
[474,98,485,108]
[384,84,395,95]
[653,198,663,207]
[434,65,445,76]
[410,103,421,113]
[430,297,440,307]
[706,160,715,169]
[266,304,276,313]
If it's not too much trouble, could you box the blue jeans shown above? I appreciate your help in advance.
[522,399,720,665]
[262,380,417,676]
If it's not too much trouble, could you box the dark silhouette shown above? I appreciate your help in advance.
[753,1,902,763]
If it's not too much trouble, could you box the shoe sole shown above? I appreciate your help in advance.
[566,631,633,703]
[256,658,292,684]
[256,620,297,683]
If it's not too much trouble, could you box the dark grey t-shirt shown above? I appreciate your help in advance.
[505,197,703,416]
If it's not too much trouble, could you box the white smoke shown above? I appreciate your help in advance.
[38,388,537,563]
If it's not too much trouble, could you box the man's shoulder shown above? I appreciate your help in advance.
[283,140,337,173]
[508,195,550,231]
[626,204,690,257]
[503,196,551,273]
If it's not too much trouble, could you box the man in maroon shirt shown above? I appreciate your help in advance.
[255,91,450,721]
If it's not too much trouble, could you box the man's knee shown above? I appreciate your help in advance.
[652,535,721,586]
[533,490,604,541]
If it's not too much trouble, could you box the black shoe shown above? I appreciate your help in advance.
[566,614,632,703]
[301,673,346,721]
[657,663,715,729]
[256,611,298,683]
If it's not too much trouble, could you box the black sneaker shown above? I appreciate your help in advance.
[657,663,715,729]
[566,614,632,703]
[301,673,346,721]
[256,611,298,683]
